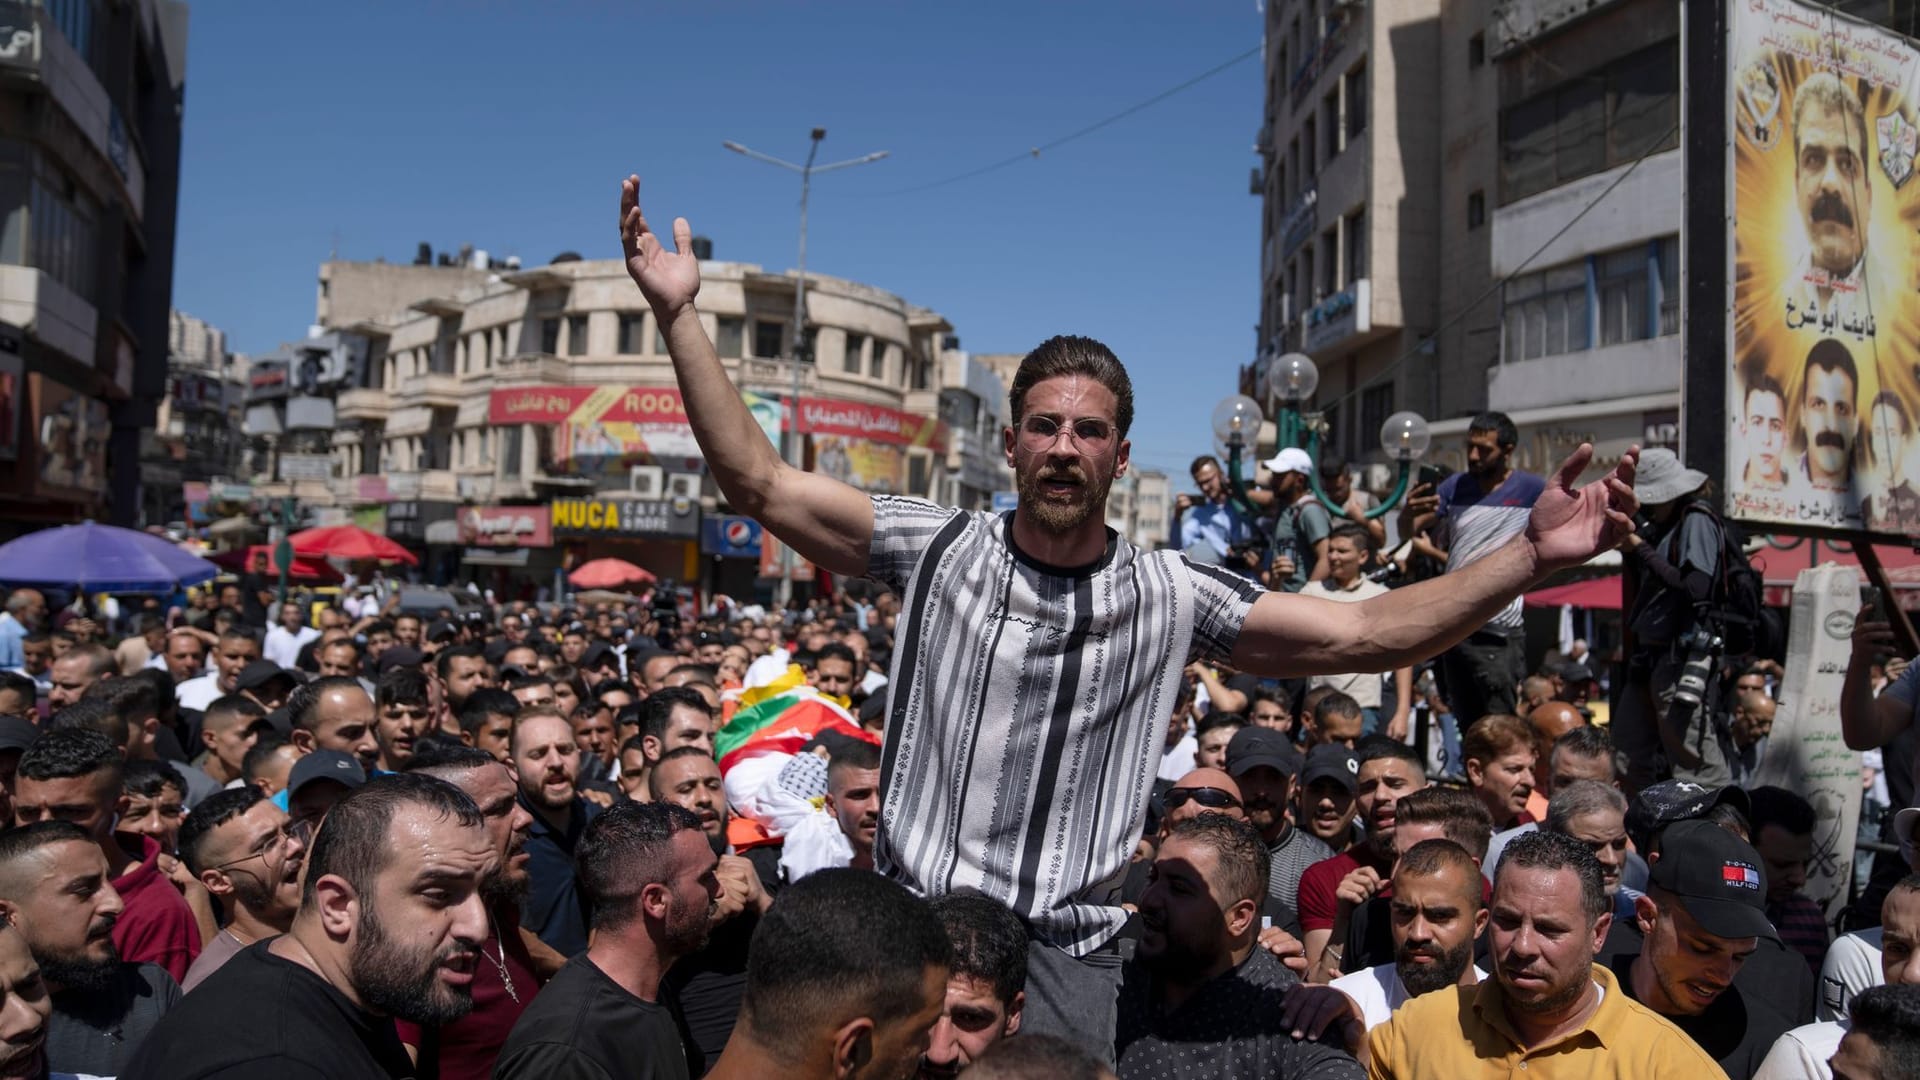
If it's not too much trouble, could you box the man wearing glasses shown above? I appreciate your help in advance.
[622,176,1640,1059]
[175,787,306,991]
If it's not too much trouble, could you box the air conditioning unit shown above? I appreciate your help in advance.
[665,472,701,500]
[629,465,663,498]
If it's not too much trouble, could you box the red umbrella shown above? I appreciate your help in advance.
[288,525,420,566]
[568,558,656,590]
[208,545,345,584]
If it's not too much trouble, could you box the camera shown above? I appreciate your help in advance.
[1670,625,1724,709]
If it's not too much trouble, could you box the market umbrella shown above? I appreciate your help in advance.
[0,520,220,593]
[207,545,344,584]
[288,525,419,566]
[568,559,656,590]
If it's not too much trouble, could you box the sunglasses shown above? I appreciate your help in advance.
[1164,786,1242,811]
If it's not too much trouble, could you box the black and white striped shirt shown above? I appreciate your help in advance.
[867,496,1263,955]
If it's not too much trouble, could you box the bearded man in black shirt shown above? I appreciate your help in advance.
[124,774,496,1079]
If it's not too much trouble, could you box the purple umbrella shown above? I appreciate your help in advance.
[0,521,220,593]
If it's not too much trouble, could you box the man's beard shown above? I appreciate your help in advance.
[350,899,478,1025]
[1397,935,1475,997]
[34,936,118,995]
[482,862,530,909]
[1015,460,1112,534]
[1501,963,1588,1016]
[664,889,715,957]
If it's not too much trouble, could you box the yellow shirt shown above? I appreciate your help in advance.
[1366,962,1730,1080]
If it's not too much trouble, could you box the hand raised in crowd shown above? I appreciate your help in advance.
[620,175,701,318]
[1333,865,1384,912]
[1402,481,1439,518]
[712,854,771,923]
[1852,602,1899,661]
[1277,983,1368,1061]
[1525,443,1639,572]
[1256,924,1309,975]
[580,788,615,810]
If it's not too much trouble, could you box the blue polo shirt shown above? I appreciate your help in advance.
[519,793,602,958]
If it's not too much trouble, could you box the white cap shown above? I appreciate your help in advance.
[1262,447,1314,476]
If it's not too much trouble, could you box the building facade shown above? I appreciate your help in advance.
[0,0,187,532]
[141,310,245,526]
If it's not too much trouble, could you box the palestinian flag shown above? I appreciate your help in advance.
[715,667,874,773]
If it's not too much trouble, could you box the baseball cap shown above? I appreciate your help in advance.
[1627,781,1751,853]
[1262,447,1314,477]
[286,749,367,801]
[1894,806,1920,868]
[377,646,425,675]
[1559,661,1595,684]
[235,660,298,694]
[1647,820,1781,942]
[579,641,619,672]
[0,716,38,754]
[1300,743,1359,793]
[426,620,460,644]
[1225,727,1303,779]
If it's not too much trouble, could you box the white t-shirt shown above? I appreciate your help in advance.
[1819,928,1883,1021]
[1297,577,1391,707]
[263,625,320,669]
[175,672,224,712]
[1754,1019,1846,1080]
[1157,731,1199,783]
[1331,962,1488,1030]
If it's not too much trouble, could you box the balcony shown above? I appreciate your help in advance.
[336,387,391,422]
[1302,278,1373,354]
[420,469,459,502]
[395,373,461,409]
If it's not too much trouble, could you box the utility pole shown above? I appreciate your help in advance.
[722,129,888,607]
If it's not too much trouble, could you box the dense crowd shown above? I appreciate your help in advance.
[0,181,1905,1079]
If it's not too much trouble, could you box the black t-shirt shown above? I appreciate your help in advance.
[494,953,691,1080]
[661,845,782,1074]
[1599,918,1814,1027]
[1607,951,1794,1080]
[1119,858,1302,940]
[122,940,415,1079]
[47,961,178,1077]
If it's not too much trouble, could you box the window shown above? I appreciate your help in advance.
[539,319,560,355]
[495,327,509,359]
[1469,32,1485,68]
[753,320,784,359]
[502,426,523,478]
[1302,247,1317,306]
[1657,235,1680,336]
[1596,246,1650,346]
[1304,117,1318,177]
[1320,228,1339,296]
[870,340,887,379]
[654,324,668,354]
[1503,263,1589,361]
[1360,384,1395,446]
[1344,210,1366,284]
[1345,64,1368,140]
[567,315,591,356]
[1467,190,1486,229]
[1288,138,1301,200]
[715,316,744,358]
[45,0,96,67]
[619,313,647,354]
[1323,91,1342,161]
[844,332,866,374]
[1499,41,1679,203]
[907,453,931,498]
[28,155,98,303]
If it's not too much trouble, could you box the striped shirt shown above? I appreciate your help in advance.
[867,496,1262,955]
[1433,470,1545,631]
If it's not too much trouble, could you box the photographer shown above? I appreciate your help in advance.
[1616,448,1727,791]
[1175,455,1260,570]
[1262,448,1332,593]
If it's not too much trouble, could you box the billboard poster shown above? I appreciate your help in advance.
[1726,0,1920,535]
[31,375,107,500]
[812,435,905,494]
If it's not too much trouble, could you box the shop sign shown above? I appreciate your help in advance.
[701,515,762,558]
[550,496,699,539]
[460,505,552,548]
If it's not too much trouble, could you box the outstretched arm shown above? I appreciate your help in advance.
[620,176,874,577]
[1233,445,1638,677]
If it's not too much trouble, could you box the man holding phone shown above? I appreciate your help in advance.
[1845,587,1918,775]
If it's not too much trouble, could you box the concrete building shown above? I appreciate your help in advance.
[315,246,502,330]
[267,255,986,601]
[1107,469,1172,551]
[141,311,245,525]
[0,0,188,532]
[1255,0,1442,467]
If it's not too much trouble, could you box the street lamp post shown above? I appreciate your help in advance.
[722,129,888,606]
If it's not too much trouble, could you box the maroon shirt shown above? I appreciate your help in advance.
[395,902,543,1079]
[112,835,202,984]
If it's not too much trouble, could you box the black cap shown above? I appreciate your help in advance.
[580,641,619,672]
[377,646,425,675]
[0,716,38,754]
[1560,661,1595,684]
[1647,820,1781,942]
[1225,727,1302,779]
[858,693,887,728]
[235,660,298,693]
[1627,781,1751,852]
[426,620,460,643]
[482,639,513,666]
[286,749,367,800]
[1300,743,1359,793]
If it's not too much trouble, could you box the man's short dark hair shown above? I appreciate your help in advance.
[576,800,706,931]
[1008,334,1135,439]
[19,727,122,785]
[1396,838,1484,907]
[1195,711,1244,738]
[58,643,114,679]
[1468,410,1518,449]
[178,786,267,876]
[403,742,499,776]
[218,627,260,649]
[1550,724,1620,780]
[1327,521,1373,552]
[301,774,483,909]
[590,679,637,704]
[639,687,713,744]
[377,666,432,710]
[1189,454,1221,478]
[1745,371,1787,409]
[1497,829,1608,924]
[205,693,268,732]
[1748,785,1816,839]
[131,668,175,710]
[1357,733,1426,777]
[1396,786,1494,861]
[813,642,857,670]
[929,893,1028,1008]
[1315,691,1364,731]
[740,868,952,1061]
[829,740,882,779]
[666,663,718,685]
[0,821,93,886]
[1165,813,1270,908]
[1849,984,1920,1076]
[48,698,127,746]
[241,733,291,782]
[123,759,184,801]
[84,676,158,720]
[0,671,35,706]
[287,676,368,734]
[504,674,551,695]
[967,1034,1110,1080]
[457,688,520,736]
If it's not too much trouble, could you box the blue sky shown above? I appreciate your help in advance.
[172,1,1266,480]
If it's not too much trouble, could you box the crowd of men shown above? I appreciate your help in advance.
[0,178,1904,1078]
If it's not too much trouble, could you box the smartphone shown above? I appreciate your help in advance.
[1415,463,1446,492]
[1862,585,1885,621]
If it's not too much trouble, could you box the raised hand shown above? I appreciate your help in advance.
[619,175,701,318]
[1525,443,1640,573]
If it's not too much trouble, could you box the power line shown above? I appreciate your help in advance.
[877,44,1264,197]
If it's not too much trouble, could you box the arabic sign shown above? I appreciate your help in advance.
[1725,0,1920,537]
[0,4,41,75]
[1303,279,1371,353]
[487,387,949,454]
[550,497,700,539]
[459,505,552,548]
